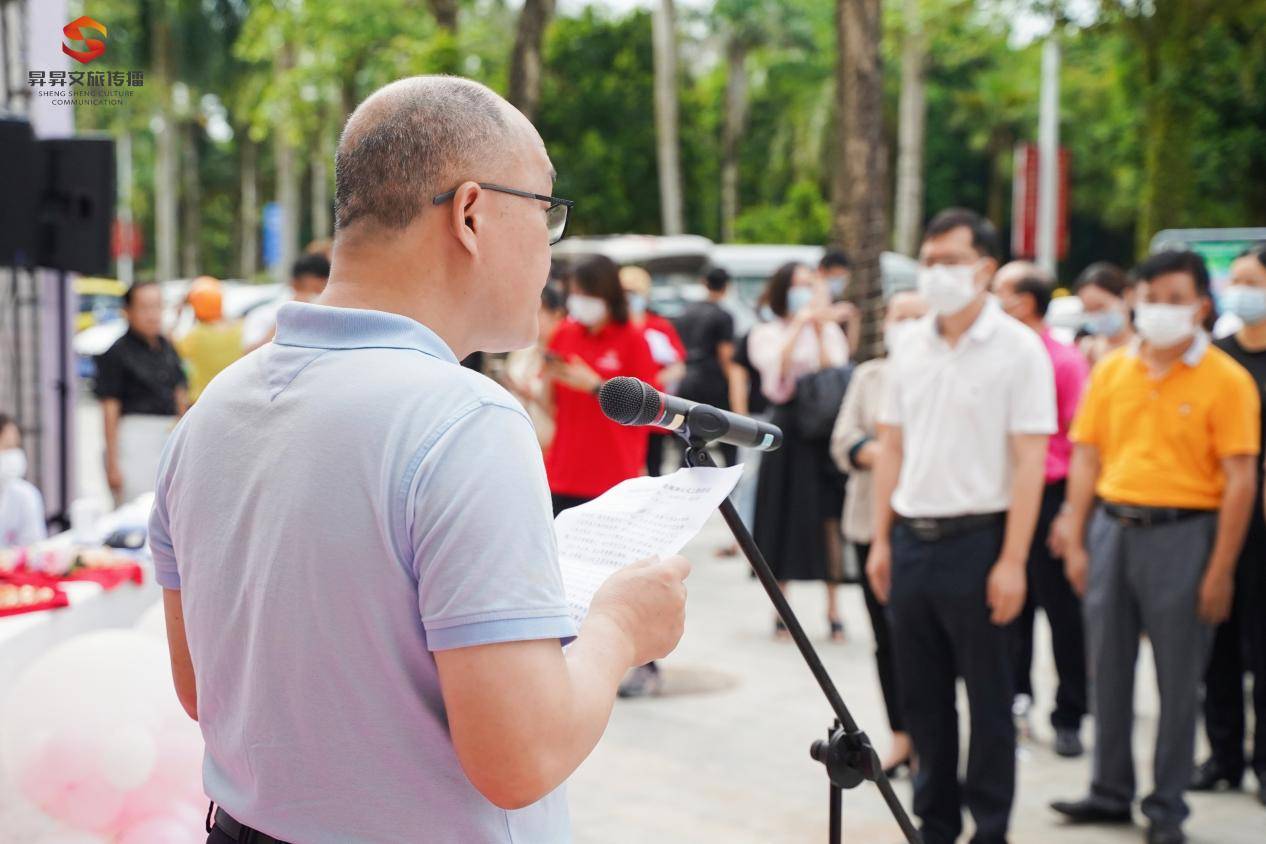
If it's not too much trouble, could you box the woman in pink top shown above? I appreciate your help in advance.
[747,262,850,640]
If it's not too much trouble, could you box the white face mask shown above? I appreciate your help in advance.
[566,294,608,327]
[787,286,815,315]
[917,263,980,315]
[0,448,27,483]
[1134,303,1197,348]
[884,319,917,355]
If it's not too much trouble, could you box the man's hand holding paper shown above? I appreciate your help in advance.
[587,554,692,666]
[556,465,744,630]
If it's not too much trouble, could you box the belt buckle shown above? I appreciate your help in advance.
[907,518,939,541]
[1115,507,1148,528]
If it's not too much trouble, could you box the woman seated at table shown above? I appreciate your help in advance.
[0,413,47,549]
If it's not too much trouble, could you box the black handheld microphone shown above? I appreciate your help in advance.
[598,376,783,452]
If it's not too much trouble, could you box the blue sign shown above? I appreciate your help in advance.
[262,202,282,268]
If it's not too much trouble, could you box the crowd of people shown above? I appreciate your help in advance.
[8,180,1263,843]
[489,206,1266,843]
[89,251,332,508]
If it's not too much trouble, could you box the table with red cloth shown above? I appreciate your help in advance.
[0,549,157,682]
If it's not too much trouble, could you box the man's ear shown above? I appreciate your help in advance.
[979,258,999,286]
[1197,294,1214,328]
[448,182,482,257]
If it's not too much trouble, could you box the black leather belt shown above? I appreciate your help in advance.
[1102,502,1214,529]
[897,512,1005,542]
[212,806,290,844]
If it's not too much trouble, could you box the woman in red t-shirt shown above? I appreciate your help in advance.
[619,265,687,476]
[544,255,661,515]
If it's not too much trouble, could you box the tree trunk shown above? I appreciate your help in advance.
[153,15,178,282]
[1134,2,1194,256]
[720,38,749,243]
[180,122,201,278]
[274,47,300,284]
[832,0,888,363]
[892,0,925,257]
[239,136,258,279]
[508,0,554,121]
[652,0,684,235]
[275,133,299,284]
[986,127,1010,234]
[311,125,332,242]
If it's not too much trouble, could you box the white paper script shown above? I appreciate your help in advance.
[556,465,743,626]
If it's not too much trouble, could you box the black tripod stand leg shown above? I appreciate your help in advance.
[681,441,922,844]
[830,782,842,844]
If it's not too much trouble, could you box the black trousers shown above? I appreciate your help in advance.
[1010,480,1088,729]
[889,520,1014,844]
[207,824,288,844]
[854,542,903,733]
[1201,517,1266,778]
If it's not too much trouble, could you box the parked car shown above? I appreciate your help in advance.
[551,234,715,320]
[706,245,921,336]
[74,279,283,381]
[74,277,127,333]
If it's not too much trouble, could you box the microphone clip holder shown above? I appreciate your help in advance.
[679,437,921,844]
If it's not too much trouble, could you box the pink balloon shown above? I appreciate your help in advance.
[116,814,203,844]
[111,786,170,835]
[148,724,205,802]
[18,736,126,833]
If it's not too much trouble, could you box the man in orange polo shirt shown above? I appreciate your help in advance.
[1049,251,1260,844]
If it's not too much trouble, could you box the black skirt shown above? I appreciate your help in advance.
[752,402,847,582]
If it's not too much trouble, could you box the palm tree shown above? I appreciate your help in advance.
[652,0,684,235]
[509,0,554,121]
[893,0,926,257]
[714,0,770,242]
[831,0,887,361]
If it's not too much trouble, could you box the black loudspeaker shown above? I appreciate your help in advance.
[0,118,39,266]
[36,137,115,275]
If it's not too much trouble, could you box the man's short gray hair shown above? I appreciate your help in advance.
[334,76,513,232]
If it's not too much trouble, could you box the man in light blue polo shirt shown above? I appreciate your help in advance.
[150,76,691,844]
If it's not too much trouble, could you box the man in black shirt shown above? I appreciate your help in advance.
[95,281,187,505]
[1194,245,1266,804]
[675,268,742,466]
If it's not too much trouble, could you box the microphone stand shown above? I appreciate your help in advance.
[679,435,922,844]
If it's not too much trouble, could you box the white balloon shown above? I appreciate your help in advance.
[0,630,204,834]
[0,795,62,839]
[37,833,108,844]
[96,725,158,791]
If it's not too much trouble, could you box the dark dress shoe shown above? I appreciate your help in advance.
[1188,758,1242,791]
[1146,824,1185,844]
[1054,727,1084,758]
[1050,796,1132,824]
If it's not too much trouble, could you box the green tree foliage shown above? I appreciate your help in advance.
[79,0,1266,282]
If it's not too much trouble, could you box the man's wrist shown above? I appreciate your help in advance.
[1204,554,1237,579]
[996,552,1027,571]
[578,608,637,671]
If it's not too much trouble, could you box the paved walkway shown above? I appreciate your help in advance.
[568,514,1265,843]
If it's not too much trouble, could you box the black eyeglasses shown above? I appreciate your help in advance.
[432,182,575,245]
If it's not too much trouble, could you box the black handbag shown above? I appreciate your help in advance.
[794,364,854,440]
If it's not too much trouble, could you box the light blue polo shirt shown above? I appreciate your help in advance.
[149,302,577,843]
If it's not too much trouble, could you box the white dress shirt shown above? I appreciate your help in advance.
[880,297,1056,518]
